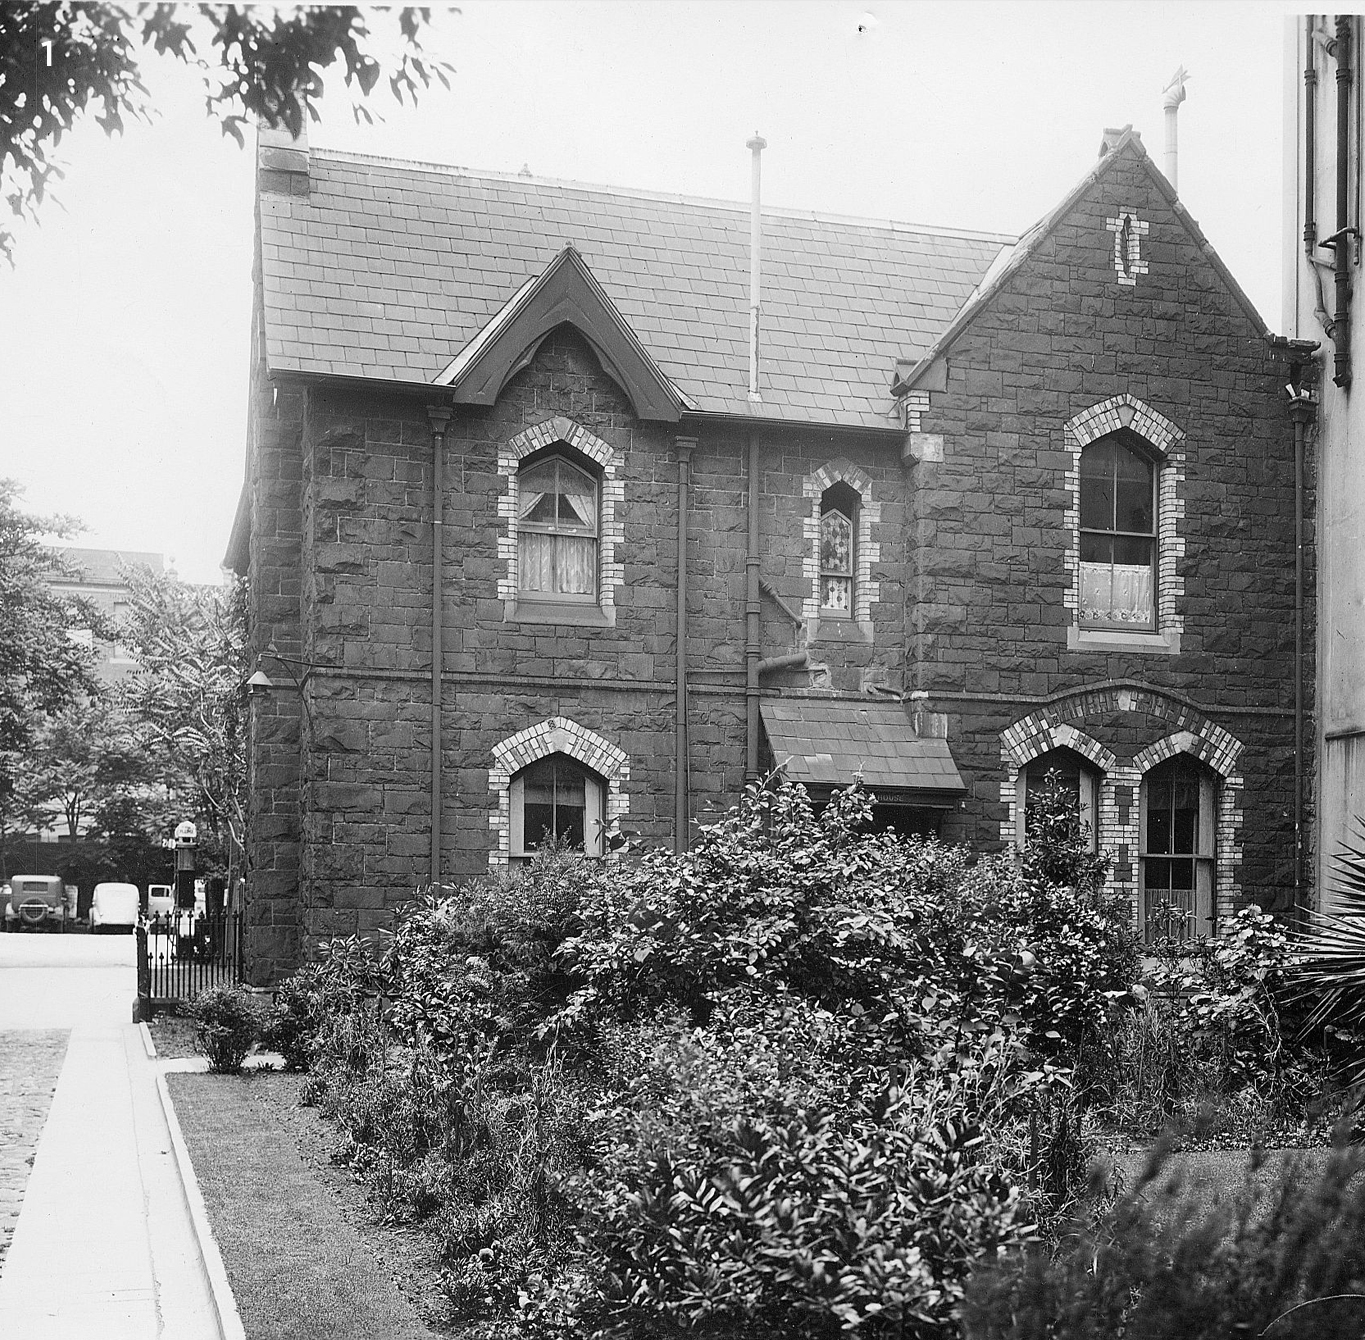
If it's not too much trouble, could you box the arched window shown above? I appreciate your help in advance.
[509,753,605,859]
[1016,748,1100,852]
[517,452,599,601]
[819,481,858,616]
[1141,756,1215,943]
[1079,435,1157,629]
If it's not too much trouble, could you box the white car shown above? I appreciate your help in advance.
[89,882,140,934]
[147,884,174,924]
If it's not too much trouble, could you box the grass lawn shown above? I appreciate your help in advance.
[147,1010,200,1059]
[167,1071,449,1340]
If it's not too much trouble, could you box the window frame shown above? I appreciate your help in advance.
[515,449,601,607]
[1015,749,1101,853]
[1139,757,1216,944]
[1078,433,1159,633]
[509,753,606,860]
[818,480,861,622]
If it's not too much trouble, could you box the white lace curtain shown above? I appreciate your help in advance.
[1081,561,1153,625]
[519,459,598,597]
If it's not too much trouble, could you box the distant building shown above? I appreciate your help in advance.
[48,547,165,687]
[1282,15,1364,910]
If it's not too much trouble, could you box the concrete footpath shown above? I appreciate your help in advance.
[0,934,222,1339]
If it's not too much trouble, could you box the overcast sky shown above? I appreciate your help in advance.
[0,1,1293,586]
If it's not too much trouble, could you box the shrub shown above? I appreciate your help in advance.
[187,983,262,1073]
[963,1144,1365,1339]
[577,1016,1034,1340]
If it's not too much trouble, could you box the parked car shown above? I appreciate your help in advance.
[90,882,140,934]
[146,884,174,925]
[3,875,73,931]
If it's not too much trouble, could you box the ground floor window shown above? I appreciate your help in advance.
[509,754,605,860]
[1016,748,1100,851]
[1140,756,1215,943]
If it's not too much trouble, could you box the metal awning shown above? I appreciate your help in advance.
[760,699,967,807]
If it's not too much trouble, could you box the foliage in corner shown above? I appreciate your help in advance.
[1285,820,1365,1082]
[0,4,453,263]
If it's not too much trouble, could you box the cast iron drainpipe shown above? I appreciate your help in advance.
[427,404,453,887]
[1288,388,1315,916]
[745,430,762,780]
[675,437,696,852]
[1326,14,1356,389]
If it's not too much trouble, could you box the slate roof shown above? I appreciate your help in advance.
[257,149,1013,430]
[760,699,967,799]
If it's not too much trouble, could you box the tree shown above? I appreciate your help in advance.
[22,696,158,839]
[1,4,451,261]
[0,479,108,845]
[115,564,248,879]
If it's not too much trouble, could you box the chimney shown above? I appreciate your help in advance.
[1098,124,1133,157]
[257,120,310,197]
[747,134,766,405]
[1162,67,1190,193]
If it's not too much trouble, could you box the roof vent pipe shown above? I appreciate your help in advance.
[1162,66,1189,194]
[747,134,766,405]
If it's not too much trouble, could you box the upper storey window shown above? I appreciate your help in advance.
[819,482,858,616]
[1079,435,1156,630]
[518,453,599,601]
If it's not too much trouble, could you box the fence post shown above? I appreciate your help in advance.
[134,923,152,1022]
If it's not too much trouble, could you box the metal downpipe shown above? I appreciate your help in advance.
[675,437,695,851]
[428,405,452,886]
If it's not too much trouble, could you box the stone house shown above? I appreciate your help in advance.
[227,124,1311,984]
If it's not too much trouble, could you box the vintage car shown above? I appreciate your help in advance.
[3,875,73,931]
[146,884,174,924]
[89,882,140,934]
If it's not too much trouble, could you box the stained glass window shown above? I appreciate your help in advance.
[820,505,853,613]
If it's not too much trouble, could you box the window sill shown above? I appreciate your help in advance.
[811,615,873,644]
[507,599,615,628]
[1068,626,1180,655]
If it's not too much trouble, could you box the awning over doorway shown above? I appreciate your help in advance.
[760,699,967,807]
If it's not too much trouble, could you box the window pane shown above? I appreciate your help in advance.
[556,536,596,595]
[1080,532,1113,564]
[1080,561,1152,625]
[519,758,588,850]
[1115,468,1154,534]
[823,575,851,611]
[1112,534,1153,566]
[1080,469,1115,530]
[520,532,556,592]
[820,510,852,576]
[523,802,555,849]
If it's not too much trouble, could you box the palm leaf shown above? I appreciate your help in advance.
[1287,820,1365,1072]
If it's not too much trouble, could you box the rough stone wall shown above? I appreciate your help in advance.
[243,270,306,984]
[909,149,1312,918]
[272,329,910,958]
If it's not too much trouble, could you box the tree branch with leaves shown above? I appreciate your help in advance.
[1,3,453,261]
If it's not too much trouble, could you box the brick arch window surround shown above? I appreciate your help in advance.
[802,459,881,639]
[488,717,630,867]
[497,416,624,624]
[1064,395,1186,654]
[1000,689,1244,929]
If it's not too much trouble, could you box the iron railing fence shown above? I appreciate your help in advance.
[136,910,244,1012]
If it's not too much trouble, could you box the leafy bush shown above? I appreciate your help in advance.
[963,1145,1365,1339]
[572,1000,1033,1340]
[294,779,1149,1339]
[187,983,262,1073]
[1095,906,1342,1141]
[263,935,383,1071]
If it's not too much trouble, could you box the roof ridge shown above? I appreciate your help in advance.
[308,146,1017,245]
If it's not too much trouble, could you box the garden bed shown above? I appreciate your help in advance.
[166,1071,450,1340]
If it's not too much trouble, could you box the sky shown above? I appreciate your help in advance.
[0,1,1295,585]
